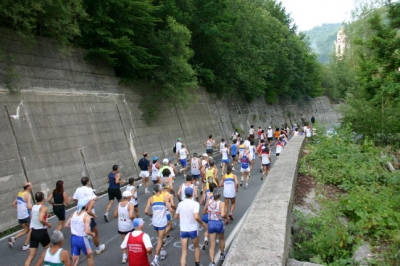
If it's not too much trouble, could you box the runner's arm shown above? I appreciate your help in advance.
[86,200,97,219]
[61,250,72,266]
[63,191,71,205]
[144,197,152,217]
[84,214,95,237]
[47,192,54,205]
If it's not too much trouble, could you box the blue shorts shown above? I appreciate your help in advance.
[202,213,208,224]
[180,159,187,167]
[166,213,171,221]
[192,174,200,179]
[222,159,230,163]
[180,230,198,239]
[153,225,167,231]
[71,235,92,256]
[208,220,224,234]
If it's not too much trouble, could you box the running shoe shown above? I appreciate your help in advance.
[240,180,243,186]
[229,214,234,220]
[104,214,109,222]
[8,237,15,248]
[160,249,167,260]
[151,260,159,266]
[259,168,262,173]
[95,244,106,254]
[145,189,150,194]
[261,175,264,181]
[202,239,209,250]
[121,257,127,264]
[246,183,249,188]
[220,252,226,261]
[209,263,216,266]
[22,244,30,251]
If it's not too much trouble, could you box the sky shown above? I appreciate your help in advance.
[279,0,355,31]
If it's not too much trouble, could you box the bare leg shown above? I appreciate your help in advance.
[155,229,166,255]
[56,220,64,231]
[219,232,226,254]
[208,233,217,263]
[192,236,201,264]
[24,247,38,266]
[86,253,94,266]
[105,199,114,213]
[230,198,236,216]
[180,237,188,266]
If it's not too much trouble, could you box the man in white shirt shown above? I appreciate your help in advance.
[175,187,204,266]
[178,144,189,178]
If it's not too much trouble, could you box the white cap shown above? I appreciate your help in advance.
[268,126,271,129]
[122,190,132,197]
[202,153,208,157]
[162,158,169,165]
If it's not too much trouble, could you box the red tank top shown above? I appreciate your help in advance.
[127,232,150,266]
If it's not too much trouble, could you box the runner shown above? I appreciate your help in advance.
[65,198,96,266]
[144,184,174,266]
[177,175,198,202]
[238,140,246,158]
[259,129,266,145]
[244,136,251,150]
[230,139,238,169]
[200,182,217,251]
[239,149,251,188]
[9,182,32,250]
[47,180,71,232]
[72,177,106,255]
[114,190,135,264]
[249,140,256,173]
[249,125,255,142]
[218,138,226,168]
[174,138,183,163]
[261,145,271,180]
[150,156,161,186]
[33,231,71,266]
[178,144,189,178]
[204,161,218,194]
[220,143,230,176]
[257,126,263,144]
[162,182,176,244]
[138,152,151,194]
[157,168,175,195]
[157,159,175,184]
[256,139,265,173]
[167,158,178,181]
[24,192,52,266]
[190,153,202,186]
[274,128,280,143]
[174,187,204,266]
[126,178,140,218]
[275,137,285,157]
[267,126,273,147]
[204,135,215,157]
[219,166,239,221]
[104,164,125,222]
[120,218,153,266]
[202,188,227,266]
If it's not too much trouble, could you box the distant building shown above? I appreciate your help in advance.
[334,26,346,58]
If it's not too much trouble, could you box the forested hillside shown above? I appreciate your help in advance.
[304,23,342,64]
[0,0,322,114]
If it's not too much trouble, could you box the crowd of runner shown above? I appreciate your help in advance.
[9,123,312,266]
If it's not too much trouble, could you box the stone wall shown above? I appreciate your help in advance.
[0,30,340,232]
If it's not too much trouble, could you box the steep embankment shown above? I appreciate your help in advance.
[0,30,340,232]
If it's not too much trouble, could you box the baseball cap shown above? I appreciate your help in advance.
[77,198,90,212]
[202,153,208,157]
[133,218,144,228]
[153,156,158,161]
[162,158,169,165]
[122,190,132,197]
[185,187,194,197]
[177,138,182,141]
[268,126,271,129]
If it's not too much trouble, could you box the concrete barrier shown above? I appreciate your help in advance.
[223,136,305,266]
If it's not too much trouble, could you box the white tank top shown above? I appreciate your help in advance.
[118,202,134,232]
[267,129,273,138]
[207,199,222,221]
[191,158,200,175]
[151,164,159,181]
[262,153,271,164]
[276,143,283,154]
[223,173,236,198]
[206,140,213,149]
[151,194,167,227]
[30,204,47,229]
[181,183,194,200]
[219,142,225,150]
[221,148,229,160]
[126,185,138,205]
[179,148,187,159]
[44,248,63,266]
[71,211,86,236]
[260,133,265,140]
[249,145,255,160]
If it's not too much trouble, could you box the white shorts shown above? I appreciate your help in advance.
[240,168,250,173]
[139,171,150,178]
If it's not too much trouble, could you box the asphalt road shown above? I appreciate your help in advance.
[1,141,281,266]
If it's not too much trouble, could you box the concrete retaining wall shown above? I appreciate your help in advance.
[223,136,305,266]
[0,30,337,232]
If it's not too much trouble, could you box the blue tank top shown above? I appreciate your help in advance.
[108,172,120,189]
[231,144,237,155]
[241,155,249,169]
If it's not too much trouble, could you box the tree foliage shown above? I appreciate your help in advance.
[341,1,400,145]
